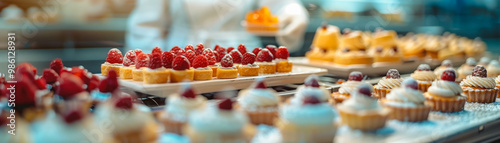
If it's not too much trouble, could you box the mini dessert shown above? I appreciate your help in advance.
[290,75,331,105]
[132,53,150,81]
[478,57,491,66]
[119,50,138,79]
[101,48,123,76]
[401,36,426,59]
[457,58,477,81]
[266,45,278,60]
[238,52,259,76]
[307,24,340,62]
[203,48,219,77]
[256,49,276,74]
[237,78,279,125]
[229,50,243,67]
[245,6,279,32]
[237,44,248,55]
[487,60,500,77]
[334,31,373,66]
[411,64,437,92]
[496,75,500,98]
[434,60,454,78]
[382,78,431,122]
[373,69,403,99]
[424,35,446,59]
[162,83,206,134]
[275,46,293,72]
[460,65,498,103]
[56,72,93,115]
[214,45,227,63]
[424,69,466,112]
[171,56,195,82]
[337,84,389,131]
[50,58,64,75]
[216,54,238,79]
[369,30,403,65]
[194,43,205,55]
[192,55,214,80]
[331,71,372,104]
[465,38,487,58]
[143,48,170,84]
[276,95,336,142]
[184,99,256,143]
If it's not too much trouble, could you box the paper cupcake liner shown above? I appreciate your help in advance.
[374,87,391,99]
[276,119,336,143]
[383,105,431,122]
[462,88,498,103]
[245,108,278,126]
[184,124,256,143]
[417,82,432,93]
[161,115,186,135]
[424,93,466,113]
[338,109,388,131]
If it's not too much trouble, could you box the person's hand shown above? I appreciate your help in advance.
[276,3,308,52]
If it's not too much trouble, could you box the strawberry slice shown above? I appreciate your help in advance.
[148,53,162,69]
[220,54,233,67]
[276,46,289,59]
[172,56,191,70]
[185,44,194,52]
[152,47,163,55]
[218,98,233,110]
[252,47,262,56]
[106,48,123,64]
[266,45,277,59]
[237,44,247,54]
[123,50,137,67]
[57,73,85,100]
[42,69,59,84]
[192,55,208,69]
[162,51,175,69]
[227,47,235,53]
[195,43,205,55]
[135,53,150,69]
[256,49,273,62]
[50,58,64,75]
[185,50,196,65]
[242,52,256,65]
[229,50,242,64]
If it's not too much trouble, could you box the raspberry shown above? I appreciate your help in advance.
[472,65,487,78]
[254,79,267,89]
[17,63,37,75]
[64,110,84,124]
[176,49,186,57]
[417,64,431,71]
[276,46,289,59]
[152,47,162,55]
[252,47,262,56]
[14,74,37,106]
[172,56,190,70]
[256,49,273,62]
[221,54,233,67]
[195,43,204,55]
[266,45,277,59]
[50,58,64,75]
[402,78,418,90]
[441,60,453,67]
[302,95,321,105]
[57,73,85,100]
[106,48,123,64]
[237,44,247,54]
[185,50,196,65]
[441,69,456,82]
[218,98,233,111]
[162,51,175,68]
[148,53,162,69]
[192,55,208,69]
[386,69,400,79]
[35,78,47,90]
[348,71,363,81]
[214,44,222,52]
[357,84,372,97]
[123,50,137,67]
[135,53,150,69]
[42,69,59,84]
[215,47,227,62]
[229,50,242,64]
[226,47,235,53]
[134,49,143,56]
[304,75,320,87]
[203,48,215,57]
[181,85,196,99]
[241,52,256,65]
[208,55,217,65]
[115,96,133,110]
[170,46,181,54]
[69,66,90,85]
[185,44,194,52]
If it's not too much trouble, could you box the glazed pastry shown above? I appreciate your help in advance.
[184,99,256,143]
[311,24,340,51]
[411,64,437,92]
[424,35,446,59]
[486,60,500,77]
[424,69,466,112]
[478,57,491,67]
[256,49,277,74]
[237,78,279,125]
[369,30,403,65]
[101,48,123,76]
[457,58,477,81]
[203,48,219,77]
[465,38,487,58]
[161,83,206,134]
[238,53,259,76]
[291,75,331,105]
[170,56,195,82]
[401,36,426,59]
[434,60,454,78]
[373,69,403,99]
[132,53,150,81]
[334,31,373,66]
[382,78,431,122]
[275,46,293,73]
[337,84,389,131]
[217,54,238,79]
[460,65,498,103]
[331,71,372,104]
[276,95,336,142]
[192,55,214,80]
[143,47,169,84]
[119,50,139,79]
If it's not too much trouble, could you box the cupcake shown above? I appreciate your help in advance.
[457,57,477,81]
[434,60,454,78]
[161,83,206,134]
[373,69,403,99]
[184,99,256,143]
[410,64,437,92]
[478,57,491,67]
[460,65,498,103]
[132,53,150,81]
[487,60,500,77]
[382,78,431,122]
[237,78,279,125]
[465,38,487,58]
[496,75,500,98]
[276,95,336,143]
[238,52,259,76]
[331,71,372,104]
[290,75,331,105]
[337,84,388,131]
[424,69,466,112]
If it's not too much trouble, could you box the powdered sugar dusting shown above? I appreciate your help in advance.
[123,50,136,66]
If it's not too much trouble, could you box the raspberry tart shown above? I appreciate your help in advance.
[217,54,238,79]
[237,78,279,125]
[132,53,150,81]
[460,65,498,103]
[119,50,139,79]
[230,50,243,67]
[382,78,431,122]
[170,56,195,82]
[256,49,276,74]
[238,52,259,76]
[410,64,437,92]
[161,83,206,134]
[275,46,293,73]
[192,55,213,80]
[331,71,372,104]
[101,48,123,76]
[143,50,170,84]
[424,69,466,112]
[374,69,403,99]
[203,48,219,77]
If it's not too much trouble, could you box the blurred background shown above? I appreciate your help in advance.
[0,0,499,74]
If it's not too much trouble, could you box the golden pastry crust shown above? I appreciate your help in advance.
[333,53,373,65]
[216,68,238,79]
[462,87,498,103]
[209,65,218,77]
[170,69,195,82]
[312,25,340,50]
[257,63,276,74]
[424,93,466,113]
[276,61,293,73]
[237,65,259,76]
[101,64,110,76]
[330,92,350,104]
[194,68,213,81]
[338,108,388,131]
[119,66,134,79]
[132,68,145,81]
[143,69,170,84]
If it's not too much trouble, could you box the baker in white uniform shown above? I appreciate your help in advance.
[126,0,308,53]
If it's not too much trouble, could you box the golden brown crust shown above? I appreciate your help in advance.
[216,68,238,79]
[276,61,293,73]
[237,66,259,76]
[194,69,213,81]
[170,69,195,82]
[424,93,466,113]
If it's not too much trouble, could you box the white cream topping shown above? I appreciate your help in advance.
[165,95,206,121]
[338,81,372,95]
[290,85,330,105]
[145,67,167,71]
[237,89,279,109]
[377,77,403,89]
[428,80,462,97]
[103,62,122,66]
[188,106,248,133]
[460,75,496,89]
[385,88,426,108]
[238,64,258,68]
[458,65,474,78]
[280,103,335,126]
[411,71,437,81]
[94,104,152,134]
[339,92,380,111]
[255,62,276,65]
[194,67,211,70]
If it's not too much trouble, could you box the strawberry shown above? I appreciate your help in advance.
[115,96,133,110]
[229,50,242,64]
[63,110,84,124]
[15,74,37,106]
[252,47,262,56]
[57,73,85,100]
[386,69,400,79]
[226,47,235,53]
[99,69,119,93]
[123,50,137,67]
[171,46,182,54]
[256,49,273,62]
[472,65,487,78]
[135,53,150,69]
[242,52,256,65]
[266,45,277,59]
[148,53,162,69]
[185,50,196,65]
[237,44,247,54]
[185,44,194,52]
[302,95,321,105]
[87,75,100,91]
[106,48,123,64]
[172,56,190,70]
[134,49,143,56]
[192,55,208,69]
[152,47,163,55]
[195,43,205,55]
[417,64,431,71]
[50,58,64,75]
[358,84,372,97]
[402,78,418,90]
[162,51,175,68]
[215,47,227,62]
[220,54,233,67]
[276,46,289,59]
[348,71,363,81]
[17,63,37,75]
[304,75,320,87]
[218,98,233,110]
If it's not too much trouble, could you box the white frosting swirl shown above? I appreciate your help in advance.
[428,80,462,97]
[290,85,330,105]
[411,71,436,81]
[385,88,425,107]
[339,92,380,111]
[377,77,403,89]
[237,88,279,109]
[280,103,335,126]
[338,81,372,95]
[460,75,496,89]
[188,106,248,133]
[434,66,453,77]
[165,95,206,121]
